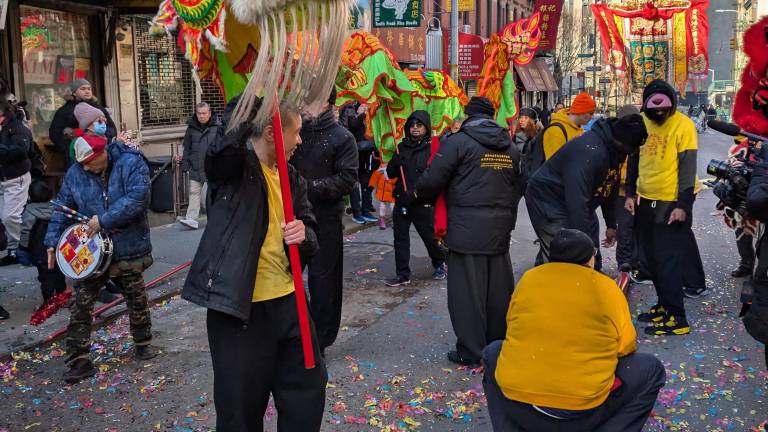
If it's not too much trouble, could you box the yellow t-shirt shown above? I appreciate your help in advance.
[543,110,585,160]
[638,111,701,201]
[495,263,637,411]
[252,163,294,302]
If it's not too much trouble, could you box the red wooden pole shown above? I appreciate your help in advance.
[271,108,316,370]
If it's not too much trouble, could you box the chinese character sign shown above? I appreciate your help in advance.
[373,0,422,28]
[532,0,563,51]
[444,0,474,12]
[442,32,485,80]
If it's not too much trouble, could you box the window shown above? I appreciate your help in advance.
[19,6,92,141]
[133,17,195,128]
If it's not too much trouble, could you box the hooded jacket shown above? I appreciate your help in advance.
[526,118,625,233]
[415,114,522,254]
[45,140,152,261]
[745,170,768,345]
[181,114,221,183]
[49,98,117,164]
[290,108,358,219]
[626,79,698,216]
[0,115,43,180]
[543,110,584,160]
[182,99,319,322]
[386,110,433,205]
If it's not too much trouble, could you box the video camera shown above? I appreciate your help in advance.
[705,120,768,214]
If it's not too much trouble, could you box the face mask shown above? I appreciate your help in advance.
[645,108,671,125]
[93,122,107,136]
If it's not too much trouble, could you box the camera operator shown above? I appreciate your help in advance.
[744,144,768,369]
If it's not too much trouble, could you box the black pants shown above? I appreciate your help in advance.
[635,200,696,318]
[350,148,375,217]
[744,234,768,369]
[615,196,638,269]
[393,204,446,279]
[736,233,756,270]
[35,262,66,302]
[447,251,514,362]
[308,217,344,351]
[482,340,666,432]
[207,294,328,432]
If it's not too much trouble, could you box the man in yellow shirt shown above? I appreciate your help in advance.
[626,79,702,336]
[182,97,327,431]
[543,92,595,160]
[482,229,665,431]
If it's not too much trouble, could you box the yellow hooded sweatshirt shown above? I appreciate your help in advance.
[495,263,637,410]
[543,110,585,159]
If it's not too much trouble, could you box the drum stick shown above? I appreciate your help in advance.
[55,211,89,224]
[51,201,90,220]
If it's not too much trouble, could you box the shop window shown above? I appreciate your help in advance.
[133,17,195,129]
[19,6,92,143]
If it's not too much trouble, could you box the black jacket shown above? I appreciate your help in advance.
[525,118,622,233]
[340,103,367,143]
[745,169,768,345]
[386,110,433,205]
[48,98,117,164]
[182,124,319,322]
[291,108,358,218]
[181,115,221,182]
[0,116,42,180]
[416,114,522,254]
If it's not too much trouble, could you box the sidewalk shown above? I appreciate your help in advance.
[0,214,373,357]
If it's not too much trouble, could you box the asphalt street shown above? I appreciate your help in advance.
[0,129,766,432]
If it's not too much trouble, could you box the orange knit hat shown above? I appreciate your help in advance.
[569,93,596,114]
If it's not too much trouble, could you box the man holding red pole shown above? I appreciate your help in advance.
[183,97,327,431]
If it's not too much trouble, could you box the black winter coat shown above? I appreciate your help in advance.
[48,98,117,164]
[181,115,221,182]
[525,118,622,233]
[416,114,522,255]
[182,127,319,322]
[744,170,768,345]
[291,108,358,219]
[387,110,433,206]
[0,116,42,180]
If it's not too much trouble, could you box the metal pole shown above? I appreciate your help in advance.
[568,76,573,106]
[592,0,598,97]
[450,0,459,81]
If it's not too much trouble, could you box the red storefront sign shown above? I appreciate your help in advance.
[442,32,485,80]
[532,0,564,51]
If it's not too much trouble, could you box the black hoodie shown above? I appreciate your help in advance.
[291,108,359,219]
[526,118,624,233]
[386,110,433,205]
[415,114,522,254]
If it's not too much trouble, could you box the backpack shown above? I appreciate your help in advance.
[520,122,567,180]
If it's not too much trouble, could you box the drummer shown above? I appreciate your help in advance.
[44,114,156,384]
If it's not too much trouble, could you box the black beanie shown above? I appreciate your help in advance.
[465,96,495,117]
[519,107,538,121]
[611,113,648,148]
[328,87,337,106]
[550,229,595,265]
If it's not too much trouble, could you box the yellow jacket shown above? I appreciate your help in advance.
[543,110,584,160]
[495,263,637,410]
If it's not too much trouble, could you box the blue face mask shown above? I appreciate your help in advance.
[93,122,107,136]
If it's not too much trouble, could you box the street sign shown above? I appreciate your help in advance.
[372,0,422,28]
[577,53,594,58]
[444,0,474,12]
[585,66,601,72]
[599,77,612,84]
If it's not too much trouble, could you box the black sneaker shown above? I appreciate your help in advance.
[432,264,447,280]
[135,344,158,361]
[638,305,666,323]
[644,315,690,336]
[0,252,19,267]
[447,350,481,368]
[683,286,709,299]
[731,266,752,278]
[63,358,96,384]
[385,276,411,287]
[0,305,9,320]
[629,271,653,285]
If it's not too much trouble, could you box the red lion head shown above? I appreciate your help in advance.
[732,16,768,136]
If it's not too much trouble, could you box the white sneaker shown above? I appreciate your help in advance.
[179,219,199,229]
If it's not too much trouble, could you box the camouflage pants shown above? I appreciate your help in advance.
[66,255,154,363]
